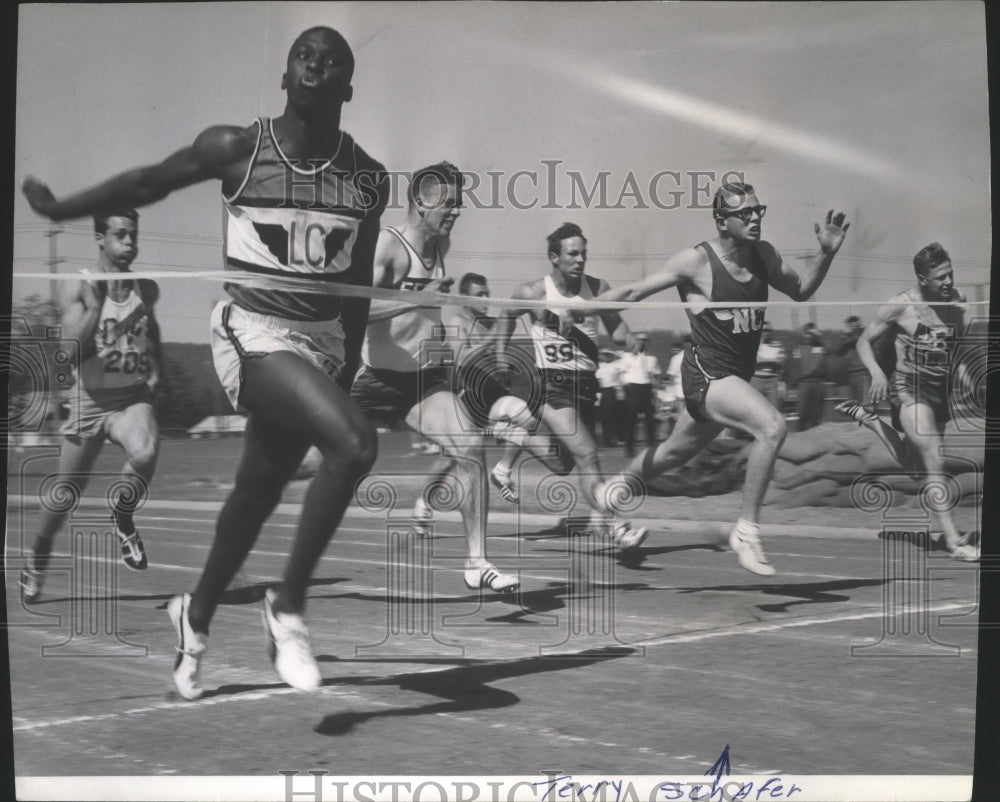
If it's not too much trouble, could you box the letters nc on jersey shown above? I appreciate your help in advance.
[223,118,383,320]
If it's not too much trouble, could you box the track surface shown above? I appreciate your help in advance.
[5,436,980,778]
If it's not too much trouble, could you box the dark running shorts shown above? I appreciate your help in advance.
[538,368,598,429]
[455,354,541,429]
[350,365,450,428]
[680,346,755,424]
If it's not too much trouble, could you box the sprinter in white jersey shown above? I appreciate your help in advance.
[836,242,978,560]
[20,210,161,604]
[351,163,520,594]
[497,222,648,551]
[24,27,390,698]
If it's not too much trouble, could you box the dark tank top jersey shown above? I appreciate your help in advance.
[678,241,769,371]
[222,118,386,321]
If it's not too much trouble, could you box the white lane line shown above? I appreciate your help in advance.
[6,495,883,539]
[12,599,973,734]
[624,601,973,649]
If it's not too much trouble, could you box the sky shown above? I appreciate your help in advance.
[13,1,992,343]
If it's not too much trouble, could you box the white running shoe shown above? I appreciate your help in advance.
[728,528,776,576]
[167,594,207,700]
[262,589,322,691]
[411,498,433,537]
[20,562,44,604]
[489,466,519,503]
[611,522,649,553]
[463,562,520,594]
[834,400,878,426]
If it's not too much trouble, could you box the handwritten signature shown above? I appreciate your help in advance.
[534,746,802,801]
[534,775,802,802]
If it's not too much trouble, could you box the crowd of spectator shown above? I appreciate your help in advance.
[592,316,882,450]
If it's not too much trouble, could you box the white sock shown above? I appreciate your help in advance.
[492,462,512,478]
[734,518,760,538]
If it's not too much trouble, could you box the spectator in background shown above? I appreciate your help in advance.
[595,349,624,446]
[837,315,869,407]
[752,321,787,411]
[619,332,662,456]
[792,322,831,430]
[657,337,687,438]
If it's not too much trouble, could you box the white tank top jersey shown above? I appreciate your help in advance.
[78,275,152,393]
[361,227,445,372]
[530,274,602,373]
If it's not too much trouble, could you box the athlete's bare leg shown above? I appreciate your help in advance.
[617,407,726,485]
[701,375,787,524]
[406,390,517,591]
[537,403,605,511]
[32,435,105,564]
[835,400,921,474]
[895,402,974,557]
[187,351,377,633]
[105,402,159,532]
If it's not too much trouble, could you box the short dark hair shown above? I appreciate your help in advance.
[409,161,462,208]
[546,222,586,257]
[94,209,139,235]
[291,27,355,75]
[712,181,756,219]
[913,242,951,276]
[845,315,861,325]
[458,272,488,295]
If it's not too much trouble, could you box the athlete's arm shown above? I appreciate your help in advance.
[365,233,455,322]
[764,210,850,301]
[593,278,629,345]
[950,292,978,402]
[596,247,704,303]
[137,280,163,391]
[857,298,904,404]
[59,279,105,361]
[338,172,389,391]
[496,281,542,362]
[22,125,256,222]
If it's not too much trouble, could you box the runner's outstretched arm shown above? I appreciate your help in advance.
[22,126,254,221]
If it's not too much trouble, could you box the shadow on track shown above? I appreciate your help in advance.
[312,645,636,735]
[675,577,890,612]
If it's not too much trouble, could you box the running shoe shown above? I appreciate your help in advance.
[728,528,776,576]
[262,589,322,691]
[20,560,44,605]
[167,593,207,700]
[463,563,520,594]
[489,466,519,503]
[834,400,878,426]
[948,543,979,562]
[411,498,433,537]
[113,511,147,571]
[611,522,649,553]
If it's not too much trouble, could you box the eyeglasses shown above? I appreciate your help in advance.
[718,205,767,224]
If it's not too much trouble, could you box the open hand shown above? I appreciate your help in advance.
[814,209,850,255]
[867,373,889,405]
[22,176,59,219]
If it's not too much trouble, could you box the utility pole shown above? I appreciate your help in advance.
[45,226,65,301]
[43,226,66,428]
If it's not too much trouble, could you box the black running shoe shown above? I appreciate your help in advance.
[113,512,148,570]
